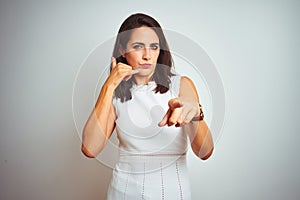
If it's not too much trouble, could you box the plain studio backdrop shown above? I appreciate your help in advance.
[0,0,299,200]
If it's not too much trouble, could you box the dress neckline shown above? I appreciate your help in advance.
[131,81,156,92]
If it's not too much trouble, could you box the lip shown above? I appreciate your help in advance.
[140,64,152,69]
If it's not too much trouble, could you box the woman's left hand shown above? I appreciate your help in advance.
[158,98,200,127]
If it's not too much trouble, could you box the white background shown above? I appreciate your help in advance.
[0,0,299,199]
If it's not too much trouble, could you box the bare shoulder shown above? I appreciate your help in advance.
[180,76,195,87]
[179,76,199,98]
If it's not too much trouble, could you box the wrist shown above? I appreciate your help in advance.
[192,104,204,121]
[104,80,117,91]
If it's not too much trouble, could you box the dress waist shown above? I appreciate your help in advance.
[115,153,187,174]
[119,152,186,157]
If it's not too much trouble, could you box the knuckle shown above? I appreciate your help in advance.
[169,118,176,124]
[184,119,190,124]
[177,118,183,124]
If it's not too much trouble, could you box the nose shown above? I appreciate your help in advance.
[142,47,151,60]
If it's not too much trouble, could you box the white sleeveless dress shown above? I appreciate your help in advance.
[107,75,192,200]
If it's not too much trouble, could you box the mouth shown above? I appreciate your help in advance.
[140,64,152,69]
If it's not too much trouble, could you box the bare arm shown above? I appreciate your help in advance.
[159,76,214,160]
[81,58,140,158]
[81,83,116,158]
[180,76,214,160]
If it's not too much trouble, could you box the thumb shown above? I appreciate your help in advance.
[111,57,117,69]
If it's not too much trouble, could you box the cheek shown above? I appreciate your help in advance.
[126,52,140,64]
[153,51,160,60]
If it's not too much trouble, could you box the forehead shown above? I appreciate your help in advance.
[128,26,159,43]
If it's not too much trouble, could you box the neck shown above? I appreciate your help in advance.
[134,75,154,86]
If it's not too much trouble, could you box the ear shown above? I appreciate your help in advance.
[118,45,126,58]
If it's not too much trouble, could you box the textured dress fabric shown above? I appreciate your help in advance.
[107,75,192,200]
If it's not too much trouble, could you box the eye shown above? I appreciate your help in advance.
[132,44,143,49]
[150,44,159,50]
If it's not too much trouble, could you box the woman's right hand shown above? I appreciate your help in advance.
[106,57,141,88]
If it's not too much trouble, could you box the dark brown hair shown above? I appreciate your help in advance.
[111,13,175,102]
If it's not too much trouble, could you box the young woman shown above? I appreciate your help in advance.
[82,13,214,199]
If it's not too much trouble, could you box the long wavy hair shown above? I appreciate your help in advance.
[111,13,175,102]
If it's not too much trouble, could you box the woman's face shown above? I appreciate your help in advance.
[122,26,160,83]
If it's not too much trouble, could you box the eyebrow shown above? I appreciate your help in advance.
[130,42,159,46]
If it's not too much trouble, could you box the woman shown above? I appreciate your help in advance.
[82,13,214,199]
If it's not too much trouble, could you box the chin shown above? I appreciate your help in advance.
[134,71,154,80]
[142,70,155,76]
